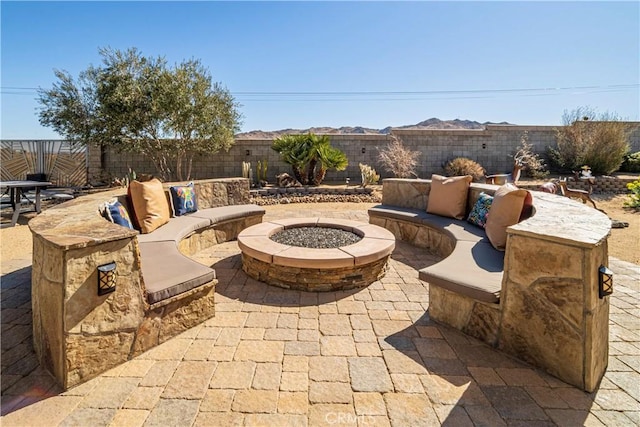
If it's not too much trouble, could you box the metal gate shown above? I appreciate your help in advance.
[0,140,88,187]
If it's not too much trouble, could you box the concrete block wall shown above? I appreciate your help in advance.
[85,123,640,184]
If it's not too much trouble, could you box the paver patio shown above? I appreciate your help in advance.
[1,204,639,426]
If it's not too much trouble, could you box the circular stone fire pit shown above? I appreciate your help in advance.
[237,217,396,292]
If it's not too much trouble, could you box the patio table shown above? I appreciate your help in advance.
[0,180,52,227]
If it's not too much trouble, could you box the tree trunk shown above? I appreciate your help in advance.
[314,167,327,186]
[186,154,193,181]
[307,158,317,186]
[292,166,305,185]
[176,154,184,181]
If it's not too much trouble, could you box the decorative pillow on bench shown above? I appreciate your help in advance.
[128,178,171,234]
[467,192,493,228]
[485,183,530,250]
[99,199,134,229]
[170,182,198,216]
[427,174,473,220]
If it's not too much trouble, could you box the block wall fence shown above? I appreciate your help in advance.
[7,123,640,185]
[93,124,640,184]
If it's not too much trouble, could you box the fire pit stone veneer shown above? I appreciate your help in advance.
[238,218,396,291]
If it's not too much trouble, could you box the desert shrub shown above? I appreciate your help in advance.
[624,179,640,208]
[621,152,640,173]
[548,107,631,175]
[377,135,421,178]
[444,157,485,182]
[513,131,548,179]
[359,163,380,187]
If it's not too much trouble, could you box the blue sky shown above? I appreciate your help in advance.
[1,1,638,139]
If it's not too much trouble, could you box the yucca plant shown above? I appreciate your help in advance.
[314,142,348,185]
[272,133,348,185]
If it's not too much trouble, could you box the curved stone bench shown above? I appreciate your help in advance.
[368,205,503,304]
[369,178,612,392]
[137,205,265,304]
[29,178,264,389]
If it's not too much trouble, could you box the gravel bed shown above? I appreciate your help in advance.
[250,193,381,206]
[270,226,362,249]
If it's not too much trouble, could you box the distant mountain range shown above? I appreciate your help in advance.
[236,118,512,139]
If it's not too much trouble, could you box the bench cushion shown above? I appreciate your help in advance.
[137,215,210,244]
[190,204,265,223]
[139,241,216,304]
[419,241,503,304]
[421,214,488,243]
[369,205,487,243]
[369,205,431,223]
[370,204,503,303]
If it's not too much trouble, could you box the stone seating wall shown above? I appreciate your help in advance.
[28,178,259,389]
[372,178,612,392]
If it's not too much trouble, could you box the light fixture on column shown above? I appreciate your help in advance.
[598,265,613,299]
[98,262,117,296]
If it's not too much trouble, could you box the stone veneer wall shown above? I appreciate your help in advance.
[86,123,640,184]
[29,178,251,389]
[377,178,611,392]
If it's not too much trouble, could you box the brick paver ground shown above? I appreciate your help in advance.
[1,204,639,426]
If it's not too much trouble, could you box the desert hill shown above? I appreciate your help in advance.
[236,118,511,139]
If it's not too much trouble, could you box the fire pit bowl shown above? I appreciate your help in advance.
[237,217,396,292]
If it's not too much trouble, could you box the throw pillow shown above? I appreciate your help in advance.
[519,191,534,222]
[427,174,473,220]
[485,183,530,250]
[170,182,198,216]
[99,199,134,229]
[467,192,493,228]
[128,178,171,234]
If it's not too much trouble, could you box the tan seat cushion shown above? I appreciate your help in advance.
[128,178,171,234]
[136,215,210,244]
[427,174,473,220]
[485,183,529,250]
[419,241,503,303]
[190,204,265,224]
[138,242,216,304]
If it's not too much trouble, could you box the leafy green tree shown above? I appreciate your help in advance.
[272,133,348,185]
[38,47,242,181]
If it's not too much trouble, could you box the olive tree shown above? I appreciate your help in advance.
[38,47,242,181]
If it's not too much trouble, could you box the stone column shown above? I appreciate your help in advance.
[500,218,610,392]
[32,234,145,389]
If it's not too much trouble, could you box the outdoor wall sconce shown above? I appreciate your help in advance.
[361,147,366,154]
[245,149,251,156]
[598,265,613,299]
[98,262,117,296]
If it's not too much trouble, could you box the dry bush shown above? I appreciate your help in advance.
[444,157,485,182]
[549,107,631,175]
[514,131,548,179]
[377,135,421,178]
